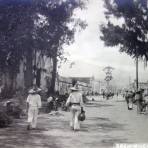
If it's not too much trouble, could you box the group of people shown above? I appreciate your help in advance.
[125,89,148,113]
[26,84,84,131]
[47,96,60,112]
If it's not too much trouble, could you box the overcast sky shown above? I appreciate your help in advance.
[58,0,148,87]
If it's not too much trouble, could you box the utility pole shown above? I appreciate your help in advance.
[129,76,131,86]
[136,56,139,91]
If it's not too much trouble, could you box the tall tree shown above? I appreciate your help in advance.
[100,0,148,60]
[0,0,87,96]
[0,1,33,95]
[29,0,87,94]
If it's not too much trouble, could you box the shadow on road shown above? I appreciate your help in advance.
[81,122,126,132]
[81,114,126,134]
[81,118,127,147]
[88,117,110,121]
[0,120,59,148]
[85,102,114,108]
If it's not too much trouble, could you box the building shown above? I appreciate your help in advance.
[55,76,93,95]
[130,81,148,93]
[55,75,72,95]
[16,51,53,91]
[70,76,93,94]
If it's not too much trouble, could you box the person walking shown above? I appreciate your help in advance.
[135,89,144,114]
[127,91,134,110]
[125,90,129,109]
[66,85,84,131]
[140,90,148,112]
[143,90,148,112]
[26,87,42,130]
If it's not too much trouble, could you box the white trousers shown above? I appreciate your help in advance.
[70,105,81,130]
[28,107,38,128]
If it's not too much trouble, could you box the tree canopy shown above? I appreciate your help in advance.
[0,0,87,92]
[100,0,148,60]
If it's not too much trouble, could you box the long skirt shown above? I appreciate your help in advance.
[70,105,81,130]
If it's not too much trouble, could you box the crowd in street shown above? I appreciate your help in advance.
[124,89,148,113]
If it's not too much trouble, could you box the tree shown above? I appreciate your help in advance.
[0,1,32,95]
[31,0,87,94]
[100,0,148,60]
[0,0,87,96]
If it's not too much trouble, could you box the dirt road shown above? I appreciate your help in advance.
[1,96,148,148]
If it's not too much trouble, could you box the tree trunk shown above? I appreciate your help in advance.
[24,49,33,89]
[48,56,57,95]
[9,73,15,92]
[136,56,139,91]
[36,68,41,87]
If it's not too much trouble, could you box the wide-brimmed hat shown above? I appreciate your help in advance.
[36,88,42,92]
[28,87,42,94]
[28,89,36,94]
[70,86,79,91]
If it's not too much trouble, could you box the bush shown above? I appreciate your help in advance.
[6,104,22,119]
[0,110,12,128]
[12,105,22,119]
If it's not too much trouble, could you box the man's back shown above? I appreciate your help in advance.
[27,94,41,108]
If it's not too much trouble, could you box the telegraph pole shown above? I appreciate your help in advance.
[136,56,139,91]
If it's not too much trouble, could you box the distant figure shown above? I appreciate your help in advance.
[26,87,42,130]
[47,96,53,113]
[54,97,59,111]
[143,90,148,112]
[127,91,134,110]
[135,89,144,113]
[125,90,129,108]
[66,85,84,131]
[61,100,67,111]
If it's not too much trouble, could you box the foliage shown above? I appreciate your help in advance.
[0,0,87,91]
[100,0,148,60]
[6,104,22,119]
[33,0,87,60]
[0,110,12,128]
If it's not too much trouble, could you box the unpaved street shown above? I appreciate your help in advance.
[1,96,148,148]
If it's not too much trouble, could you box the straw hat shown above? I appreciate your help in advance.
[28,89,37,94]
[70,85,79,91]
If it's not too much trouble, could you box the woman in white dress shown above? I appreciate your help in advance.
[66,85,84,131]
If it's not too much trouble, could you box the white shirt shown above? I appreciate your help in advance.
[47,97,53,102]
[27,94,42,108]
[66,92,83,106]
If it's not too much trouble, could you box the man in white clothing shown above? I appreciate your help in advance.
[26,87,42,130]
[66,85,84,131]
